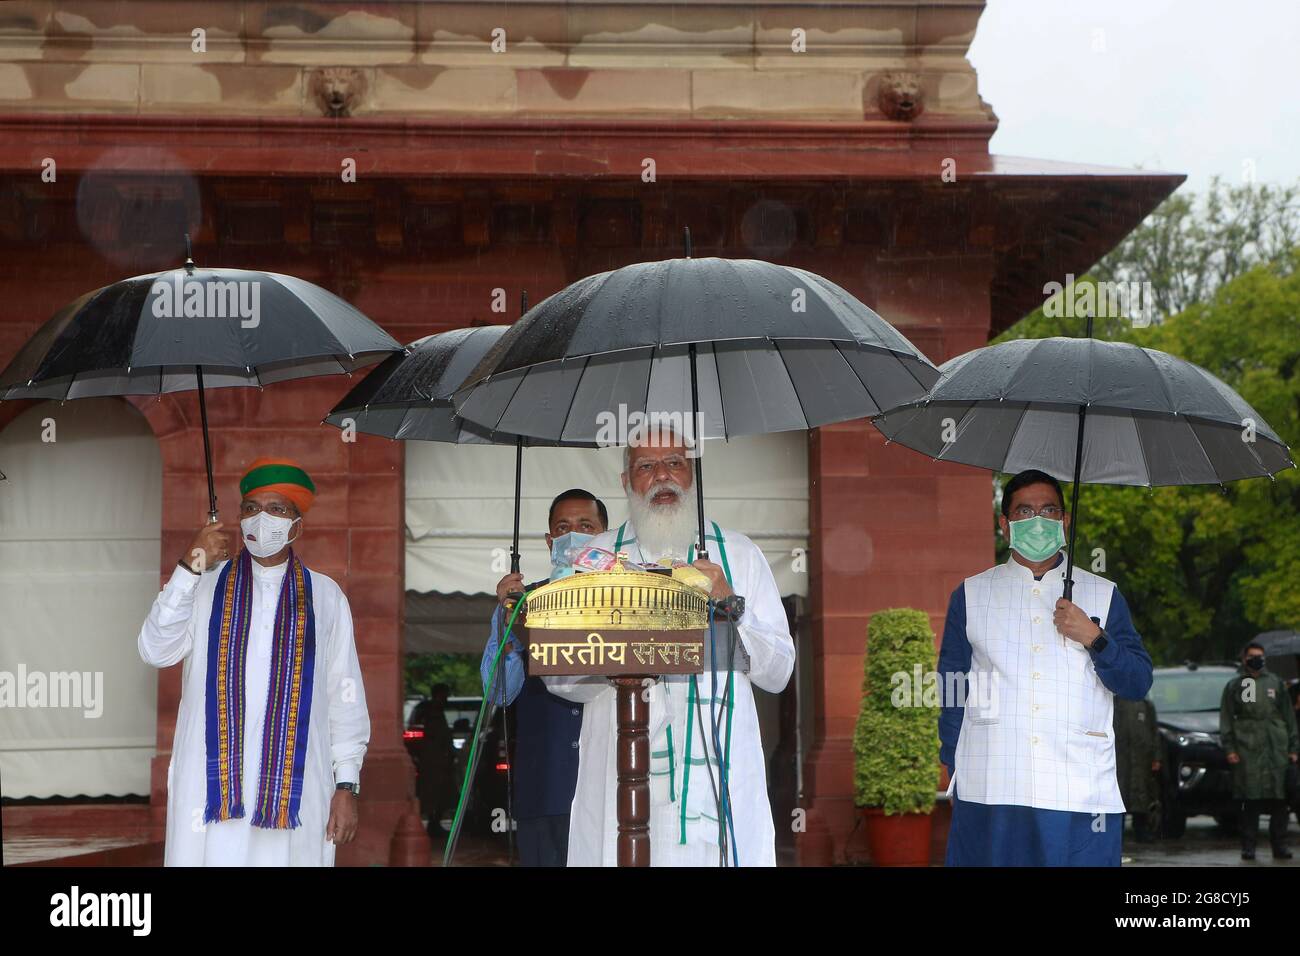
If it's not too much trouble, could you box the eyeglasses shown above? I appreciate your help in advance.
[1010,504,1064,520]
[630,456,690,478]
[239,501,298,519]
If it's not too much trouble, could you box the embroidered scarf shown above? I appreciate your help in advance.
[204,548,316,829]
[615,521,737,847]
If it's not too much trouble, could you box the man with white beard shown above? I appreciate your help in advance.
[544,432,795,866]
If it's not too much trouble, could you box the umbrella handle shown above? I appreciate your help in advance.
[195,365,219,521]
[688,344,707,561]
[510,295,528,575]
[1063,320,1094,603]
[510,437,523,575]
[1062,399,1088,602]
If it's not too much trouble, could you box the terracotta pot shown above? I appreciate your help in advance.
[861,806,932,866]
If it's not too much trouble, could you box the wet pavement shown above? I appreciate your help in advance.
[9,815,1295,867]
[3,835,149,866]
[1122,815,1299,867]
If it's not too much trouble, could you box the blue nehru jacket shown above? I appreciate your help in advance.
[480,580,582,821]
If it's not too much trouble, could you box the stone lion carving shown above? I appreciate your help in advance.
[309,67,367,118]
[877,72,925,121]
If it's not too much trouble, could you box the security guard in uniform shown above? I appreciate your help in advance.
[1220,642,1299,861]
[1113,695,1161,843]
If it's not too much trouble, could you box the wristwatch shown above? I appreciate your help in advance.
[712,595,746,622]
[336,781,359,796]
[1087,627,1109,655]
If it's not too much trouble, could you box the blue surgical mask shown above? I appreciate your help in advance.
[550,531,595,579]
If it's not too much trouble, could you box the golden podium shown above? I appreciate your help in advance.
[525,557,708,866]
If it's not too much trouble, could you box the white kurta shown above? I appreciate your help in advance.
[952,559,1125,813]
[545,522,795,866]
[138,559,370,866]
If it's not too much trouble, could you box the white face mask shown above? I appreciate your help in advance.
[240,512,299,559]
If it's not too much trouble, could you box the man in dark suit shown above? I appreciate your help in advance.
[480,489,608,866]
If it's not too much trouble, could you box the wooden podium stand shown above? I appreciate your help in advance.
[523,562,708,867]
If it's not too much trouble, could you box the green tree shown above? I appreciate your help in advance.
[405,652,482,698]
[1136,253,1300,646]
[995,179,1299,345]
[1094,178,1299,320]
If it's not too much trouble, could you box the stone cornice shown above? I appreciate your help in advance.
[0,1,992,121]
[0,112,1006,177]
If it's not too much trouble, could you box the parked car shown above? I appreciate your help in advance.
[404,693,510,834]
[1150,663,1239,837]
[402,694,426,761]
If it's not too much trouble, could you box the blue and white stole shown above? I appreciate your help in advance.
[204,548,316,829]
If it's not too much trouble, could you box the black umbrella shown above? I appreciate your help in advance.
[323,324,511,447]
[0,241,401,520]
[323,319,596,574]
[873,323,1295,599]
[1256,630,1300,658]
[453,242,938,558]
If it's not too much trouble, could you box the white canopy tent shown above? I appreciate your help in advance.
[404,432,810,653]
[0,399,161,798]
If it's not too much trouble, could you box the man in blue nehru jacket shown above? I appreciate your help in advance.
[480,489,608,866]
[939,469,1153,866]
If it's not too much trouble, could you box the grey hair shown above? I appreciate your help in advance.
[622,424,691,474]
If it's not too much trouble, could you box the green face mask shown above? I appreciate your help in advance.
[1007,515,1066,563]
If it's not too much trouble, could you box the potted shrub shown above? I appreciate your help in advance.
[852,607,939,866]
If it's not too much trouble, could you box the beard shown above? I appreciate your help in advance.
[625,479,696,563]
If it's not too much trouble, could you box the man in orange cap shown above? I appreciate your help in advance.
[137,457,371,866]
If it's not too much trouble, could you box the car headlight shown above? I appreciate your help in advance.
[1176,731,1216,747]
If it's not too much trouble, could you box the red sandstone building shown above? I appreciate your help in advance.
[0,1,1179,865]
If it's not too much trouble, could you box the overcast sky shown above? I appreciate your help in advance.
[969,0,1299,194]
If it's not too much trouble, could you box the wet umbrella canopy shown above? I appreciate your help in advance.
[325,318,599,572]
[1256,630,1300,659]
[453,254,939,556]
[873,336,1293,485]
[0,247,401,518]
[453,256,938,444]
[325,325,517,445]
[873,334,1295,598]
[0,267,398,398]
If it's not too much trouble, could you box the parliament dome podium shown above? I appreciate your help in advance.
[525,558,708,867]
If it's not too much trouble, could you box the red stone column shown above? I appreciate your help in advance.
[338,428,413,866]
[796,255,995,865]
